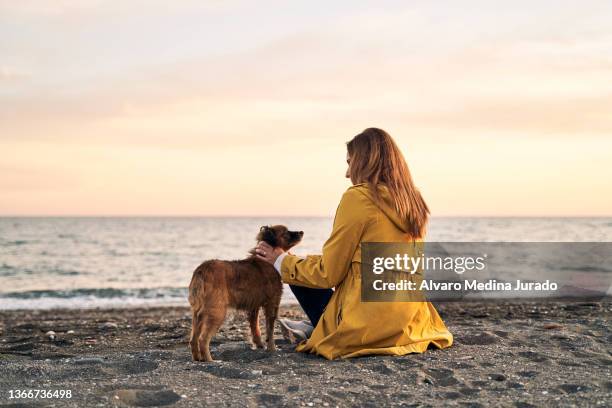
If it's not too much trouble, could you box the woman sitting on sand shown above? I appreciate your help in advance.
[254,128,453,359]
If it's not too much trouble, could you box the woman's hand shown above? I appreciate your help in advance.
[253,241,285,265]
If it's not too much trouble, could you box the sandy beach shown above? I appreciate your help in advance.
[0,300,610,407]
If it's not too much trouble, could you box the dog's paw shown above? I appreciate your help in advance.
[249,337,265,349]
[193,358,222,363]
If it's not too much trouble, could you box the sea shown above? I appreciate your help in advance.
[1,217,611,310]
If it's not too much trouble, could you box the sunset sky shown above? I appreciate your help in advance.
[1,1,611,216]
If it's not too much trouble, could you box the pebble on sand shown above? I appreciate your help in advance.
[115,389,181,407]
[99,322,119,330]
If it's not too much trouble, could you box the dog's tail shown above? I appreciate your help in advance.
[188,261,213,308]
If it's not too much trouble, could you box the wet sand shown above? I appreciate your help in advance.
[0,300,610,407]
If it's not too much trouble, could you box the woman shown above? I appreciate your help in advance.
[254,128,453,360]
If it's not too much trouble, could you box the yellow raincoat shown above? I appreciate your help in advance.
[280,183,453,359]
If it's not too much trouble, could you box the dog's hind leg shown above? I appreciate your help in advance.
[198,305,226,362]
[190,310,205,361]
[263,302,279,352]
[248,308,265,349]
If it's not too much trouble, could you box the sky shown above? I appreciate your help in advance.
[1,0,611,216]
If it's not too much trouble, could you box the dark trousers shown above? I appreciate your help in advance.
[289,285,333,327]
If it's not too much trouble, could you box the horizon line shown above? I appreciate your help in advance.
[0,214,611,218]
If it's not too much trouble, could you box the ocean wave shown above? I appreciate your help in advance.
[49,268,81,276]
[0,287,188,300]
[0,296,189,311]
[0,265,81,277]
[559,266,612,273]
[2,239,31,246]
[0,286,298,310]
[0,263,19,277]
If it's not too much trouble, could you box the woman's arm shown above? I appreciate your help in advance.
[280,187,371,289]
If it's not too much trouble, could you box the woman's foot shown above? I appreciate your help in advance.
[278,318,314,344]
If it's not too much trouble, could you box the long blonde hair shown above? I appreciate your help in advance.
[346,128,429,238]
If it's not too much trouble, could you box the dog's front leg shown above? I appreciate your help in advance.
[264,303,278,352]
[248,308,265,349]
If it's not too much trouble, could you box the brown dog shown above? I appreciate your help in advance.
[188,225,303,362]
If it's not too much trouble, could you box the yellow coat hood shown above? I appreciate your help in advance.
[351,183,412,235]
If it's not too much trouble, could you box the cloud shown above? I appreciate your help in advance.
[0,0,241,17]
[0,66,28,81]
[1,1,612,145]
[387,94,612,136]
[1,2,611,215]
[0,163,79,192]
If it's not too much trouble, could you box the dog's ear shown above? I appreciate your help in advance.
[258,226,277,247]
[257,225,269,240]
